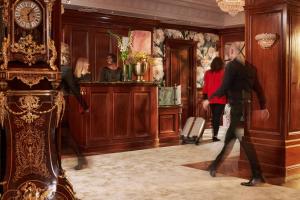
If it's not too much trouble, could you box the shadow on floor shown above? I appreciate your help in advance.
[183,156,300,190]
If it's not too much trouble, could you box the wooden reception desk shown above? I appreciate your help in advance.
[68,82,158,153]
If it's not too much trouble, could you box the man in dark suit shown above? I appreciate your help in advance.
[203,48,269,186]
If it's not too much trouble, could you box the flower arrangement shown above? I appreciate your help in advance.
[127,51,153,65]
[108,30,133,63]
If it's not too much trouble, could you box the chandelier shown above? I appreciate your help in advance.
[216,0,245,16]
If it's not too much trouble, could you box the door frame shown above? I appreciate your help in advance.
[164,39,198,117]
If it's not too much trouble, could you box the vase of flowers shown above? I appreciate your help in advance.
[127,52,153,82]
[108,30,133,81]
[134,61,148,82]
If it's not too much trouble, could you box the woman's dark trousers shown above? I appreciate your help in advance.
[210,104,225,138]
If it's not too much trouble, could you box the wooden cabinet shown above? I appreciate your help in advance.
[159,105,182,142]
[68,82,158,152]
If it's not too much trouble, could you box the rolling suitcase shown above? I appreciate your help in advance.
[181,117,206,145]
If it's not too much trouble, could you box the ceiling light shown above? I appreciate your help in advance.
[216,0,245,16]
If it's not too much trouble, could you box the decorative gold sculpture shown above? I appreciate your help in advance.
[11,35,46,66]
[13,182,55,200]
[2,0,9,26]
[55,91,65,126]
[14,119,51,181]
[1,36,10,70]
[4,93,65,126]
[16,74,46,88]
[48,39,58,71]
[47,0,57,30]
[0,92,7,127]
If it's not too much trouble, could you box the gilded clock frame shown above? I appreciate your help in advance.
[1,0,57,70]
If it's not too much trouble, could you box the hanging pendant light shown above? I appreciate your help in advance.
[216,0,245,16]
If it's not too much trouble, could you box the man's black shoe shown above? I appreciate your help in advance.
[209,168,216,177]
[240,177,265,186]
[208,165,216,177]
[212,137,221,142]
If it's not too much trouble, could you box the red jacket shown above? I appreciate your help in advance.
[203,69,227,104]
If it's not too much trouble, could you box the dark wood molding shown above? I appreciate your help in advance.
[63,9,220,33]
[158,23,218,34]
[245,0,300,8]
[218,27,245,35]
[63,9,159,31]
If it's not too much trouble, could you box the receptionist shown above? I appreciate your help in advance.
[100,53,122,82]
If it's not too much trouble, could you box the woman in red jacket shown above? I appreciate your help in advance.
[202,57,227,142]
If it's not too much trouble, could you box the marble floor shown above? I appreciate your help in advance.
[62,128,300,200]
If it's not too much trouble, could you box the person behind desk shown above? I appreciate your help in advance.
[61,57,91,170]
[100,53,122,82]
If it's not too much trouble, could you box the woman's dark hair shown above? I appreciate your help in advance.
[210,57,224,72]
[107,53,117,63]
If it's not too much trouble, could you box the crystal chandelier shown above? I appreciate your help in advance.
[216,0,245,16]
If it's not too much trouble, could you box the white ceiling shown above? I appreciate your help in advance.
[62,0,244,29]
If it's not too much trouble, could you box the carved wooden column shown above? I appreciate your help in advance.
[242,0,300,183]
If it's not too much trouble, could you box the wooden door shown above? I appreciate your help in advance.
[165,39,197,126]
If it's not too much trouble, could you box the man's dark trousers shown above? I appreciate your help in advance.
[210,103,262,178]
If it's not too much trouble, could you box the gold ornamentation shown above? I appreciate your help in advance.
[55,91,65,127]
[0,92,7,127]
[16,74,46,88]
[2,0,9,26]
[61,42,70,66]
[18,95,41,123]
[46,0,56,29]
[13,182,54,200]
[11,34,46,66]
[5,93,64,126]
[1,36,9,70]
[48,39,58,71]
[20,112,39,124]
[14,121,51,181]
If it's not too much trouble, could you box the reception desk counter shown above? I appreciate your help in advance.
[68,82,158,152]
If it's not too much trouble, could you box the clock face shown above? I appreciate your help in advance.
[14,0,42,30]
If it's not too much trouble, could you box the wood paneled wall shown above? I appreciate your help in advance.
[62,9,158,82]
[243,0,300,182]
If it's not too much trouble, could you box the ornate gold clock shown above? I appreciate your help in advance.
[14,0,42,30]
[1,0,58,70]
[0,0,60,89]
